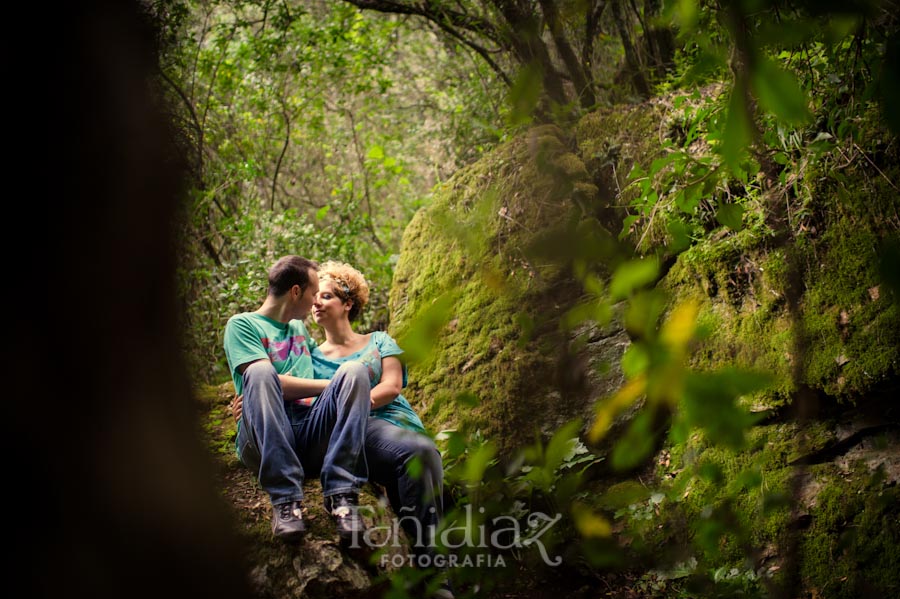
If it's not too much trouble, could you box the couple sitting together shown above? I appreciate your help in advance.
[224,256,443,558]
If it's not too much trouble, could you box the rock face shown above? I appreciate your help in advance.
[389,97,900,596]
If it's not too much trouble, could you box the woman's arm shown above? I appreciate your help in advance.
[370,355,403,409]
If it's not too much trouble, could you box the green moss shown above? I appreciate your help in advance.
[799,468,900,598]
[797,169,900,396]
[661,150,899,404]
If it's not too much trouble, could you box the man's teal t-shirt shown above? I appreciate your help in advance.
[310,331,426,434]
[223,312,316,395]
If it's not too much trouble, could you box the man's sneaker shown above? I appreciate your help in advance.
[271,500,306,542]
[324,493,366,540]
[432,581,455,599]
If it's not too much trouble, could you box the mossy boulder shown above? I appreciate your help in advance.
[388,123,630,454]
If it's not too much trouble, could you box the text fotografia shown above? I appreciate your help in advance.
[351,505,563,567]
[380,552,506,569]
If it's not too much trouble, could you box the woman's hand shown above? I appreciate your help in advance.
[229,394,243,422]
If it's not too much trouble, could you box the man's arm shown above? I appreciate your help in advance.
[235,359,329,400]
[279,374,329,400]
[230,367,330,421]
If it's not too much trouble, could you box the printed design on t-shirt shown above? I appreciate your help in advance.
[261,335,309,363]
[363,346,381,384]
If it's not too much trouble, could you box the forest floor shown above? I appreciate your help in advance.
[196,382,657,598]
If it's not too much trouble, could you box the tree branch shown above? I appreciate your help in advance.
[158,67,204,182]
[341,0,502,44]
[345,108,387,252]
[271,97,291,211]
[427,18,512,87]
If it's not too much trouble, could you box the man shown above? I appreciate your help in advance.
[224,255,371,542]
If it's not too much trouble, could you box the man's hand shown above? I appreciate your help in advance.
[229,394,243,422]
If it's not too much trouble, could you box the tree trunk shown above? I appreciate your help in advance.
[612,0,651,96]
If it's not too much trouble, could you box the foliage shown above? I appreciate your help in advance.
[156,0,505,380]
[619,0,899,252]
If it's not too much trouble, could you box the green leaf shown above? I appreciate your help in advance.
[682,369,772,449]
[395,292,457,364]
[464,442,497,487]
[315,205,330,220]
[507,62,543,126]
[667,219,693,252]
[680,44,727,85]
[610,258,659,300]
[697,462,723,484]
[720,83,753,173]
[436,429,467,460]
[454,392,479,407]
[366,144,384,160]
[715,203,744,231]
[621,343,649,378]
[752,56,812,126]
[675,182,702,214]
[611,409,656,470]
[649,154,675,176]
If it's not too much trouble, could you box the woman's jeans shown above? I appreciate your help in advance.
[366,418,444,558]
[235,360,370,505]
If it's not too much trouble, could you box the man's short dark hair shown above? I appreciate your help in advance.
[268,256,318,297]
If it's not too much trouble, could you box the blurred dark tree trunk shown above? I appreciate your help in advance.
[17,1,253,597]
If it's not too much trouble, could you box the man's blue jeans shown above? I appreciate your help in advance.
[235,360,370,505]
[366,418,443,557]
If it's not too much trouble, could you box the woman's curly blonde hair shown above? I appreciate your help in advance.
[317,261,370,322]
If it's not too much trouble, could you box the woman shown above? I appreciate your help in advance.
[311,261,444,564]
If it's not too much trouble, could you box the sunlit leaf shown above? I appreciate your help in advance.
[366,144,385,160]
[572,502,612,538]
[590,376,646,443]
[673,0,699,31]
[624,289,669,339]
[660,300,700,351]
